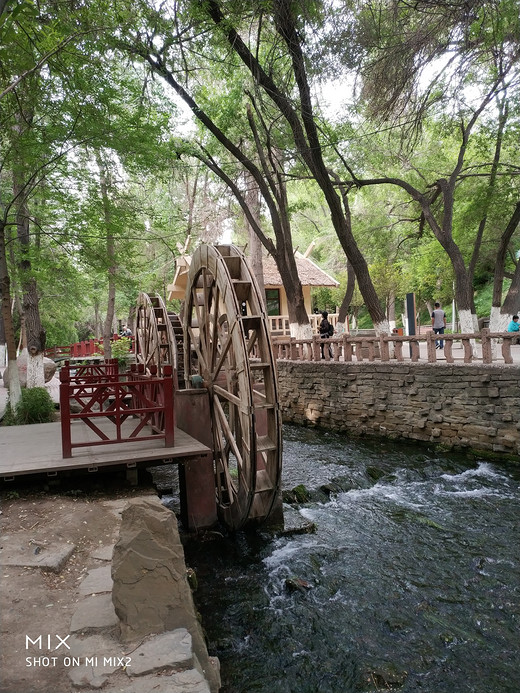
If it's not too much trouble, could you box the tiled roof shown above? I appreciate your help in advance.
[262,252,339,287]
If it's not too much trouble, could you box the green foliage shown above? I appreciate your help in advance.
[2,388,55,426]
[111,336,132,367]
[2,0,519,348]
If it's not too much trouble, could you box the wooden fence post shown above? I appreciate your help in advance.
[163,365,175,447]
[481,328,492,364]
[59,364,72,458]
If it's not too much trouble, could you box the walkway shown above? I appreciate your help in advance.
[0,420,210,480]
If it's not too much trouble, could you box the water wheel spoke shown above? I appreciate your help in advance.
[192,285,210,363]
[209,285,221,371]
[212,328,234,381]
[187,323,208,374]
[213,395,246,480]
[247,329,259,355]
[213,383,242,409]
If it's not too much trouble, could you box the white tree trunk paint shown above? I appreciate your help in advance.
[290,322,313,340]
[373,319,391,336]
[489,306,511,332]
[458,308,478,355]
[0,344,6,368]
[489,307,512,359]
[458,309,477,334]
[389,319,396,331]
[7,358,22,410]
[26,351,45,389]
[335,321,346,334]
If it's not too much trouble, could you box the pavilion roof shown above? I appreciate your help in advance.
[167,247,339,300]
[262,252,339,288]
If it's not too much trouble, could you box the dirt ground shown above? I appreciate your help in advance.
[0,479,155,693]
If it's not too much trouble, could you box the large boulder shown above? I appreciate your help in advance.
[2,352,56,388]
[111,497,220,692]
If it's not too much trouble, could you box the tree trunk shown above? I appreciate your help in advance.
[244,175,266,308]
[0,307,6,368]
[14,178,46,388]
[96,152,116,359]
[0,219,22,409]
[489,201,520,331]
[388,288,396,330]
[337,260,356,333]
[278,249,311,338]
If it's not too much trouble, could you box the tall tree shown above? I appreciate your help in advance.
[197,0,389,333]
[351,0,520,332]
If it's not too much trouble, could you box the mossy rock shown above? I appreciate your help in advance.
[282,484,311,504]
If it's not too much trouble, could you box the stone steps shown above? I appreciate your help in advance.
[66,496,219,692]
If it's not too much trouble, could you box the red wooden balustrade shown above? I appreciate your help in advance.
[60,360,175,458]
[46,335,135,360]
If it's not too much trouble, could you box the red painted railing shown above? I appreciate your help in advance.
[59,360,174,458]
[46,336,135,360]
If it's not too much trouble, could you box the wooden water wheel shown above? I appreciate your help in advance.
[135,292,178,377]
[184,244,282,530]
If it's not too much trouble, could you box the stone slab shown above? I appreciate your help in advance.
[70,593,118,633]
[0,538,74,572]
[127,629,193,677]
[67,634,126,689]
[79,565,113,595]
[103,668,211,693]
[91,544,115,561]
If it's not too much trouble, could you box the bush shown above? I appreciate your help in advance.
[2,387,56,426]
[111,336,132,367]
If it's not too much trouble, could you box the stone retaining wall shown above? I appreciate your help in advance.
[276,361,520,459]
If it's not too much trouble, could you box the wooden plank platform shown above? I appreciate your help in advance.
[0,421,211,480]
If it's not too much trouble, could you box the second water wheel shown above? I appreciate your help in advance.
[135,292,178,377]
[184,244,282,530]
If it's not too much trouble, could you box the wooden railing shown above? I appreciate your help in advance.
[59,361,174,458]
[45,335,135,360]
[271,329,518,365]
[267,313,345,336]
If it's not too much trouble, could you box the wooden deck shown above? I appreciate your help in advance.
[0,420,210,480]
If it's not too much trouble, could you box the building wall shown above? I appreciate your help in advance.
[264,285,313,316]
[276,361,520,459]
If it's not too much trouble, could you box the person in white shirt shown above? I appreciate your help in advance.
[431,302,446,349]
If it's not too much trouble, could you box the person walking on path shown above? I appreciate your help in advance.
[431,302,447,349]
[319,311,333,359]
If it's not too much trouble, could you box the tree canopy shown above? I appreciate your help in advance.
[1,0,519,373]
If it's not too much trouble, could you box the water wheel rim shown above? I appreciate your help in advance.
[184,244,282,530]
[135,293,178,376]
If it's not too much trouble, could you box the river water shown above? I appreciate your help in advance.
[182,424,520,693]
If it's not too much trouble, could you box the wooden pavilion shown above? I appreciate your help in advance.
[166,244,339,335]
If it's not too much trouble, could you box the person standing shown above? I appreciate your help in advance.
[431,302,446,349]
[319,311,333,359]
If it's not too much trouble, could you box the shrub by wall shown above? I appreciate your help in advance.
[276,361,520,460]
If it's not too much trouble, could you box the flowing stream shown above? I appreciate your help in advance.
[182,425,520,693]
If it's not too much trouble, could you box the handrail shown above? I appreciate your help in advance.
[45,336,135,360]
[271,329,518,365]
[59,361,174,458]
[266,313,347,336]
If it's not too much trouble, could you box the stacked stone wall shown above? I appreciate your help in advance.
[276,361,520,459]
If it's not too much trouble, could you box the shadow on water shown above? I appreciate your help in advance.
[182,425,520,693]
